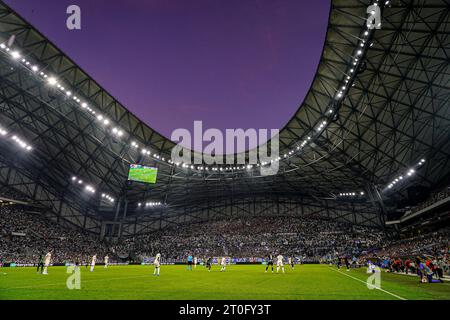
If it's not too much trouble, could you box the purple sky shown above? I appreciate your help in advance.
[5,0,330,152]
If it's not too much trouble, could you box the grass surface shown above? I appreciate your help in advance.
[0,264,449,300]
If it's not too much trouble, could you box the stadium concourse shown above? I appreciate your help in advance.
[0,0,450,301]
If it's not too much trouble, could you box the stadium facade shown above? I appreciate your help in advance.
[0,0,449,239]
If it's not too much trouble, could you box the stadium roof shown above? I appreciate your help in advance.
[0,0,449,232]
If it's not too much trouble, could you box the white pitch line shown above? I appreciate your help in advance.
[330,267,407,300]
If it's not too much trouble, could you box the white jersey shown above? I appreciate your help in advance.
[277,255,284,265]
[194,257,197,264]
[44,253,51,265]
[91,255,97,265]
[104,256,109,264]
[221,258,226,266]
[154,254,161,268]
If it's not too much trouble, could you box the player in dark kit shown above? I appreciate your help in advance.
[337,257,342,269]
[344,257,350,271]
[206,257,212,272]
[265,254,274,273]
[36,254,44,274]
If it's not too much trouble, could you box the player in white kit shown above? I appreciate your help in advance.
[42,251,51,275]
[220,257,227,272]
[288,256,295,270]
[276,254,285,273]
[104,255,109,268]
[194,256,198,268]
[153,253,161,276]
[90,254,97,272]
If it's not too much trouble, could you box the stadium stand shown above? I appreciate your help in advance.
[1,203,448,273]
[0,205,110,264]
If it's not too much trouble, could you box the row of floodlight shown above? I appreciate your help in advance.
[0,125,33,151]
[71,176,96,194]
[338,192,365,197]
[387,159,425,190]
[0,44,125,142]
[101,193,115,203]
[138,202,162,207]
[70,176,116,203]
[280,1,388,167]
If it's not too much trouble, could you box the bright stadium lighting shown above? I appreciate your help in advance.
[10,51,21,59]
[47,77,57,86]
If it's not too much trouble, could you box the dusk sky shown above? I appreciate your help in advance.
[4,0,330,151]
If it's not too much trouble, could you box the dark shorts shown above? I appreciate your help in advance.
[267,261,273,265]
[188,261,193,265]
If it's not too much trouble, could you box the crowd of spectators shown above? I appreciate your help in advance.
[1,203,448,272]
[0,205,110,264]
[119,216,384,262]
[359,228,449,278]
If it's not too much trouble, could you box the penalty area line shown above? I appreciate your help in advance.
[330,267,407,300]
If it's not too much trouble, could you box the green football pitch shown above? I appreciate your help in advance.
[0,264,449,300]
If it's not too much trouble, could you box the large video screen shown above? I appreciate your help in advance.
[128,164,158,184]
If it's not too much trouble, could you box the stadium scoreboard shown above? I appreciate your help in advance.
[128,164,158,184]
